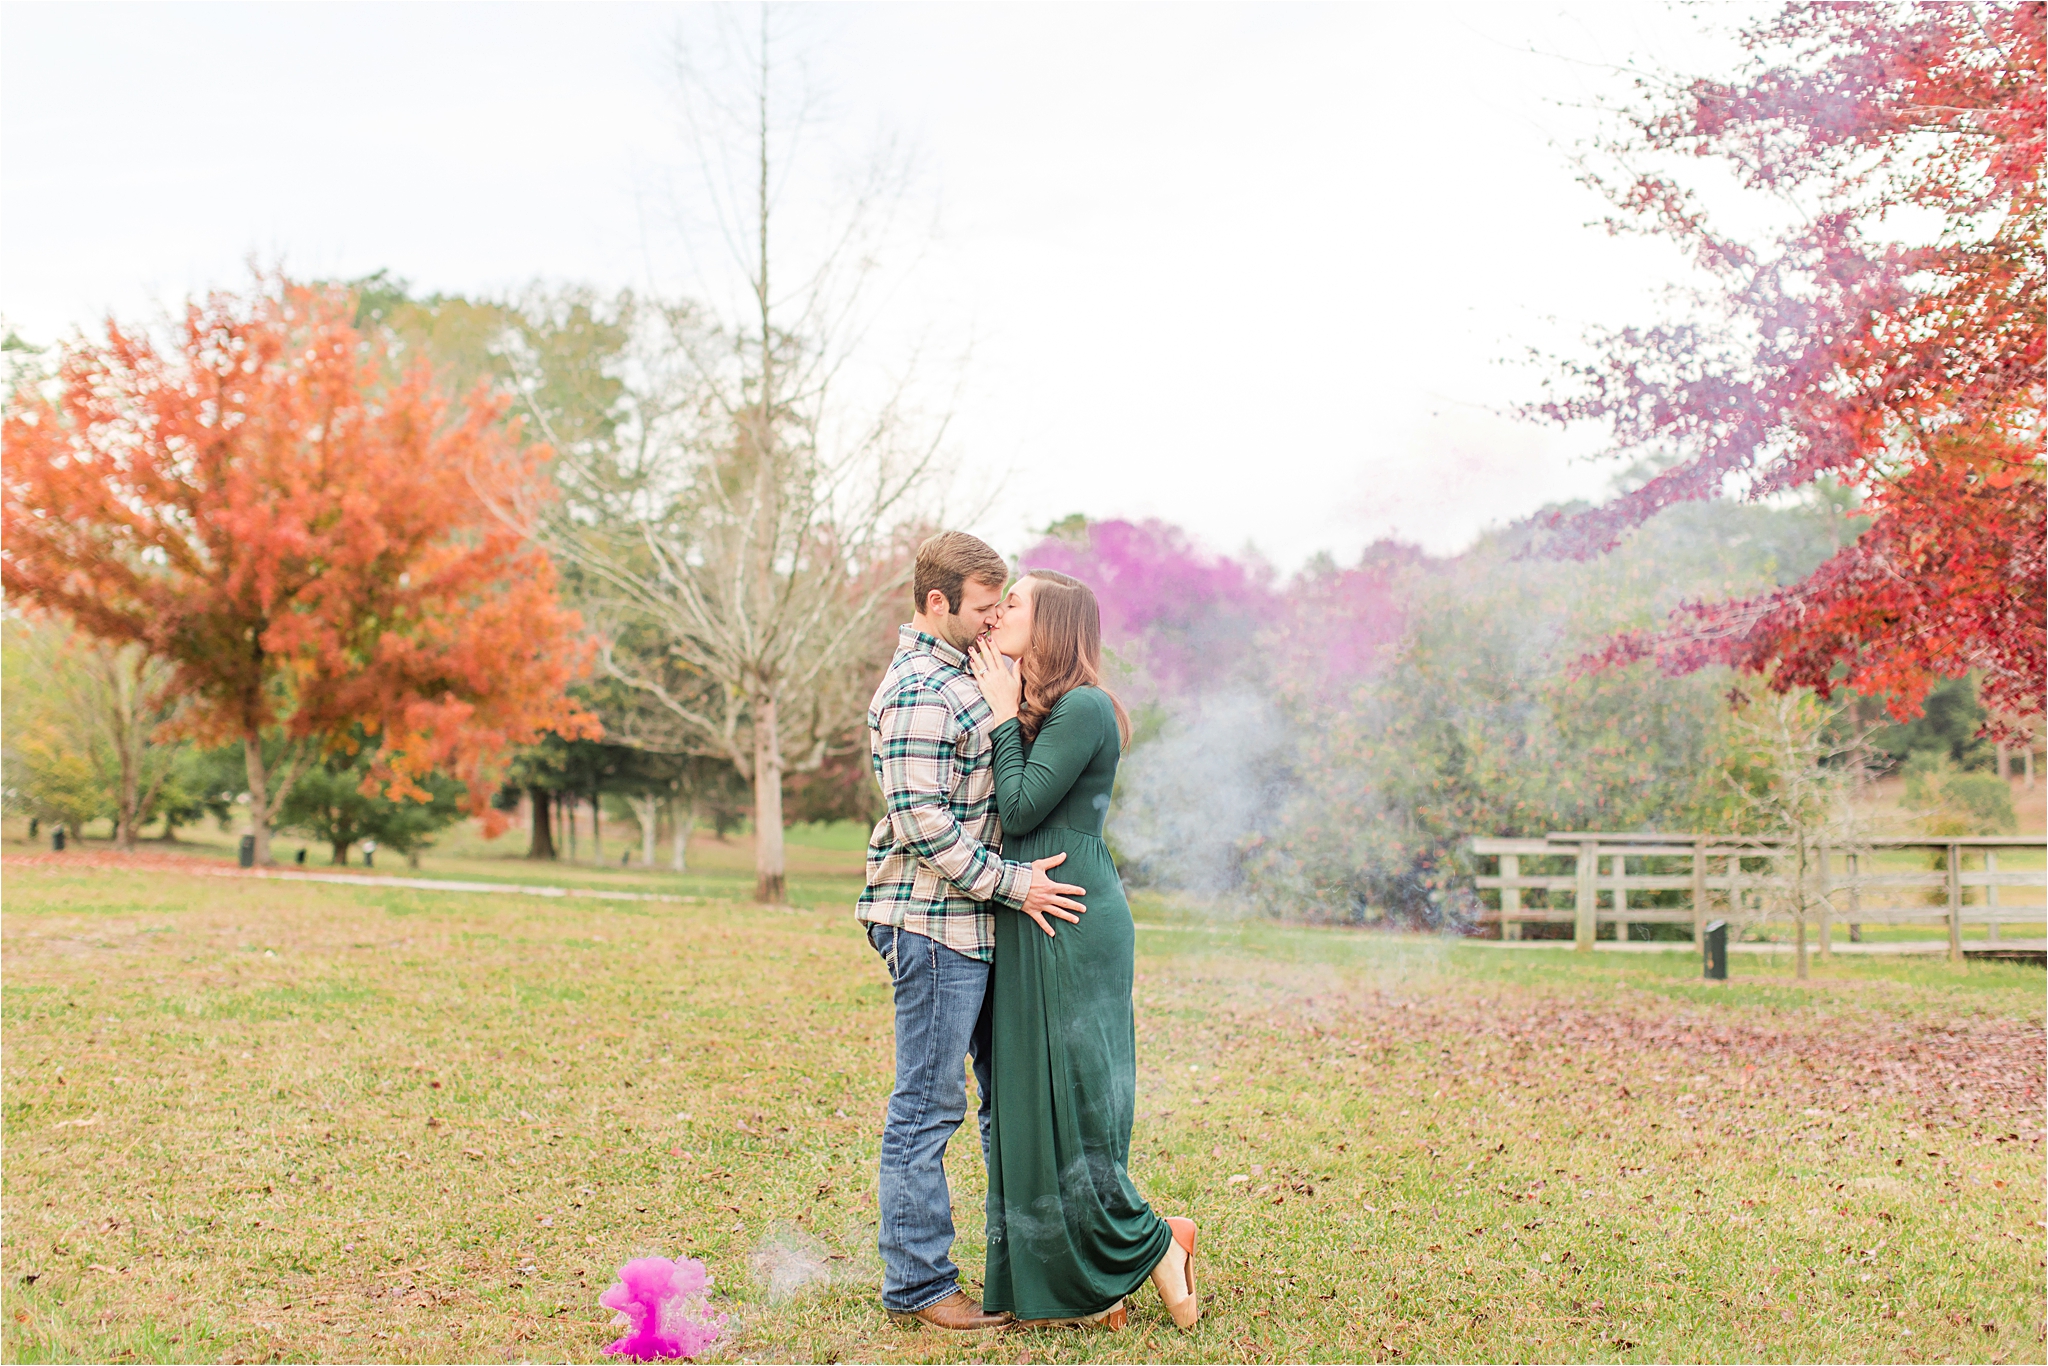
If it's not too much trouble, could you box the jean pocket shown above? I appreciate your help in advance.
[870,923,904,980]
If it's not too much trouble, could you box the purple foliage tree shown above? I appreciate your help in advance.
[1017,519,1277,696]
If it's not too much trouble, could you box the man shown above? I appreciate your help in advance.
[857,530,1089,1332]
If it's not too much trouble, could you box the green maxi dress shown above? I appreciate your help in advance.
[981,686,1174,1320]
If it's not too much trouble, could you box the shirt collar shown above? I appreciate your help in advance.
[901,622,969,670]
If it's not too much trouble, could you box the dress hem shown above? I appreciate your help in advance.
[981,1217,1176,1321]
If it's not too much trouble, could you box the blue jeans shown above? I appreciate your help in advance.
[867,923,994,1313]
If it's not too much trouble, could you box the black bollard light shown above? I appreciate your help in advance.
[238,834,256,869]
[1703,918,1728,980]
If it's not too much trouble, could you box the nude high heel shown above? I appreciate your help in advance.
[1151,1217,1199,1329]
[1010,1298,1127,1331]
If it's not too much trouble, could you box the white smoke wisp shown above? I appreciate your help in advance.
[747,1223,846,1305]
[1110,689,1295,903]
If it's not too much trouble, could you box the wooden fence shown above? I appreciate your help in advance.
[1469,832,2047,961]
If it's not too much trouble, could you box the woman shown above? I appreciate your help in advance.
[966,570,1199,1331]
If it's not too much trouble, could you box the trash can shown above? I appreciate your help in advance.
[51,826,66,852]
[1703,919,1728,980]
[238,834,256,869]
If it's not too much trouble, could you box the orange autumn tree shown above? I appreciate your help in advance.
[2,278,598,864]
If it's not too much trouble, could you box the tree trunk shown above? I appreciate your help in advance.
[1793,835,1810,981]
[241,735,311,867]
[753,694,787,902]
[670,794,694,874]
[566,793,578,861]
[331,840,349,866]
[527,787,557,860]
[114,718,140,850]
[634,795,659,867]
[591,792,604,866]
[134,764,172,850]
[244,734,274,867]
[93,648,144,850]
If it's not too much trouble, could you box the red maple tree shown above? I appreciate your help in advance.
[2,278,598,863]
[1543,1,2045,730]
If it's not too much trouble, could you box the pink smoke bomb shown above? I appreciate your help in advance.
[598,1255,725,1360]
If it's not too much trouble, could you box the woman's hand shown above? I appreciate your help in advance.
[968,637,1022,724]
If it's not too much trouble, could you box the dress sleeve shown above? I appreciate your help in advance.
[876,677,1032,908]
[988,691,1105,837]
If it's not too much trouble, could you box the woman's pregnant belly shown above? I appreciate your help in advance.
[1006,825,1129,919]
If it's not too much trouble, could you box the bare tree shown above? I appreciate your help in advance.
[1724,690,1868,979]
[525,8,945,901]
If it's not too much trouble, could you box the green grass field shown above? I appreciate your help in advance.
[8,817,876,910]
[3,853,2043,1364]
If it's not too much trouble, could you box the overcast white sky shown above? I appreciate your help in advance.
[1,1,1767,568]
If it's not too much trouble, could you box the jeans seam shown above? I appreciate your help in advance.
[904,936,937,1139]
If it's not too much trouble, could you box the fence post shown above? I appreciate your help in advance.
[1613,852,1630,944]
[1946,842,1963,963]
[1501,853,1521,941]
[1985,850,2000,944]
[1690,838,1707,952]
[1575,839,1598,952]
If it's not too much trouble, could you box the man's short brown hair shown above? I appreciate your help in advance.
[913,531,1009,615]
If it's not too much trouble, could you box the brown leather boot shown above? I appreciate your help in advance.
[886,1290,1012,1332]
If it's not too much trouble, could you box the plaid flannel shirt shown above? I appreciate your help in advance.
[855,625,1032,961]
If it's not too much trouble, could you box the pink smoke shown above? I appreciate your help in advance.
[599,1255,725,1361]
[1018,518,1413,695]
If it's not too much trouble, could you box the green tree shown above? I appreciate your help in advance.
[1,617,189,844]
[148,743,244,840]
[1867,674,1995,772]
[278,737,467,865]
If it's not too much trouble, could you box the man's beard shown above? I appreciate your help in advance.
[935,613,982,652]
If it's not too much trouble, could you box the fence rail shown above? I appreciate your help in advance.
[1469,831,2047,961]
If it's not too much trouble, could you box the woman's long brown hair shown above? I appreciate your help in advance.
[1016,570,1132,749]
